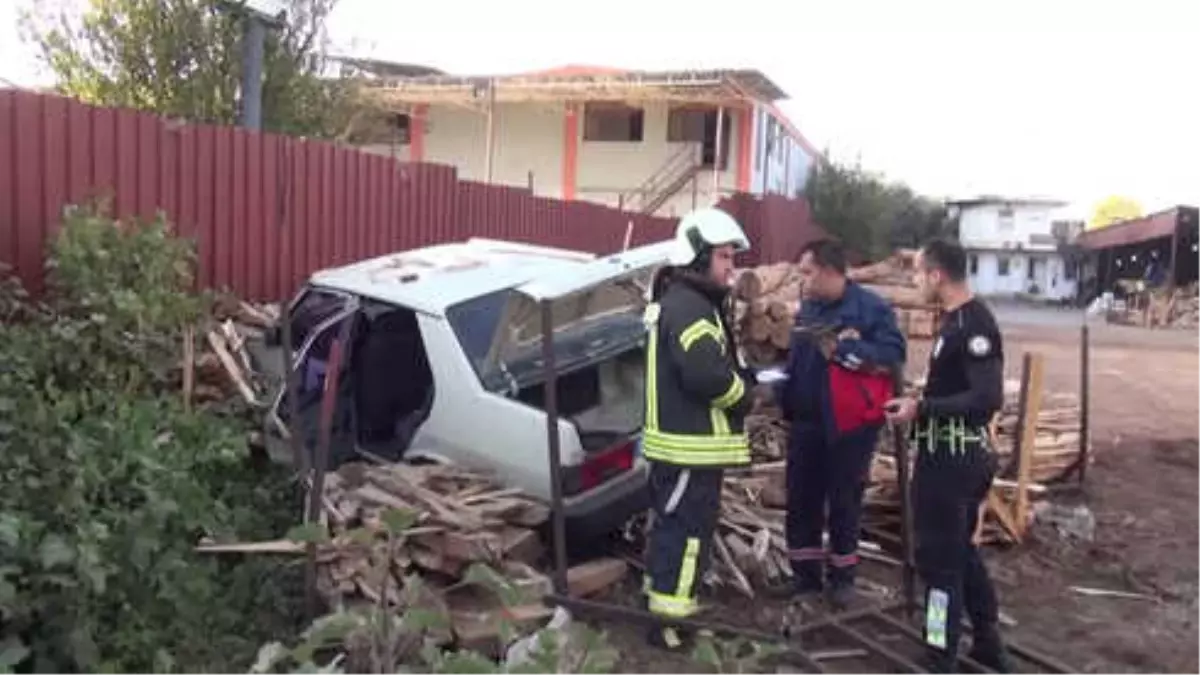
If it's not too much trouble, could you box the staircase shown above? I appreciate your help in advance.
[620,144,703,216]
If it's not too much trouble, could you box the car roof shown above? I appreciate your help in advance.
[307,238,608,317]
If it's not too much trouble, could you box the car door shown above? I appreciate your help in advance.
[263,286,360,469]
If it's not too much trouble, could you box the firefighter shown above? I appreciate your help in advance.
[885,238,1014,673]
[642,207,754,651]
[777,239,906,609]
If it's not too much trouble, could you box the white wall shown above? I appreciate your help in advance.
[958,203,1058,251]
[364,101,744,215]
[968,251,1078,300]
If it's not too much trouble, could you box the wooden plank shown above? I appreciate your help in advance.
[566,558,629,598]
[1014,352,1045,540]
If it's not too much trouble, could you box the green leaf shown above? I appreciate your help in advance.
[0,515,20,548]
[380,507,418,535]
[286,522,330,545]
[250,641,288,673]
[0,637,30,671]
[38,534,76,569]
[691,634,721,672]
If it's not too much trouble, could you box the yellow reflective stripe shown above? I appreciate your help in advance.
[643,429,747,449]
[646,317,659,431]
[676,538,700,600]
[679,319,724,353]
[710,407,731,436]
[642,446,751,467]
[712,375,744,409]
[648,591,697,617]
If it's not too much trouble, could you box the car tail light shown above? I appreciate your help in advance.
[578,440,635,492]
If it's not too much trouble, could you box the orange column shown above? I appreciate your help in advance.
[561,103,579,200]
[410,104,428,163]
[736,106,753,192]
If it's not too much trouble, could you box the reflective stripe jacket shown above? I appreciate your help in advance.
[642,274,752,467]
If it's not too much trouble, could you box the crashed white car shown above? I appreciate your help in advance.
[263,238,672,537]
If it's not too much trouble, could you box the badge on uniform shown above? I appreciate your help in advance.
[968,335,991,357]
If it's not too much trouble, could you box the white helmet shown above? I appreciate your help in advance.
[666,207,751,266]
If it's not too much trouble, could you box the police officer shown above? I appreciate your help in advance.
[779,239,906,609]
[885,239,1013,673]
[642,207,754,651]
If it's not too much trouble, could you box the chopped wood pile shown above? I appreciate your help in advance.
[1146,284,1199,329]
[185,298,280,407]
[732,249,940,366]
[863,378,1088,544]
[739,371,1087,554]
[201,459,630,655]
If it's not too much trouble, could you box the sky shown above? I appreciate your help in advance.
[3,0,1198,219]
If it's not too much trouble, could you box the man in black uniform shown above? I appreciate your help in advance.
[885,239,1014,673]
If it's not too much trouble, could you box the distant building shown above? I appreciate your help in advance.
[348,62,821,217]
[948,195,1079,301]
[1074,206,1199,296]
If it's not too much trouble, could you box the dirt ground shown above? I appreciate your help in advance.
[599,305,1199,673]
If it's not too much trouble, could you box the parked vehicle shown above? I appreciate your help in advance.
[263,238,672,536]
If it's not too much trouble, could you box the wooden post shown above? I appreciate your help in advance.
[1013,352,1045,536]
[1168,214,1181,289]
[1078,324,1090,484]
[182,326,195,412]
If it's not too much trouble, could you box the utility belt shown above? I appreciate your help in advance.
[910,416,990,456]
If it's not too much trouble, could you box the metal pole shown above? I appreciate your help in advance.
[711,106,724,199]
[239,16,266,130]
[484,79,496,183]
[540,299,569,594]
[304,315,352,618]
[1078,323,1090,484]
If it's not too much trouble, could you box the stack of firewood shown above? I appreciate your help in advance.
[863,378,1088,544]
[731,250,940,367]
[185,298,280,407]
[201,460,629,654]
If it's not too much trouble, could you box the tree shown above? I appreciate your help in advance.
[804,154,952,259]
[23,0,358,139]
[1088,195,1143,231]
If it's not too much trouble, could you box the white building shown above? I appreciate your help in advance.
[352,64,820,217]
[949,196,1080,301]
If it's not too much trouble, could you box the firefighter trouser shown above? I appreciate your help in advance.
[786,424,879,591]
[644,462,723,618]
[912,420,1000,663]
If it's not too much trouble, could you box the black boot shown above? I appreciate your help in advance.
[968,625,1014,673]
[827,583,857,611]
[920,649,958,674]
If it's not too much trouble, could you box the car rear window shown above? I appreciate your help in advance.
[446,289,513,373]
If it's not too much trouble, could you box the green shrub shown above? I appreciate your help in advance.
[0,203,302,672]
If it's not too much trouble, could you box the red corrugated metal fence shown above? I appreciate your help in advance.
[0,90,824,301]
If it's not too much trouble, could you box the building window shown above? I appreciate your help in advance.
[1027,257,1037,280]
[667,107,707,142]
[391,113,411,145]
[1065,260,1078,280]
[998,206,1015,230]
[583,104,644,142]
[969,254,979,275]
[997,256,1011,276]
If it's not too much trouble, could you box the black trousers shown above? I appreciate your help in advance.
[786,424,879,590]
[645,462,723,618]
[913,437,1000,661]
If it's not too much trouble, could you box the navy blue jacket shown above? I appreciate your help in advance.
[779,281,906,439]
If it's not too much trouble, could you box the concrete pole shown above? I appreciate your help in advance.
[711,106,724,201]
[240,16,266,130]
